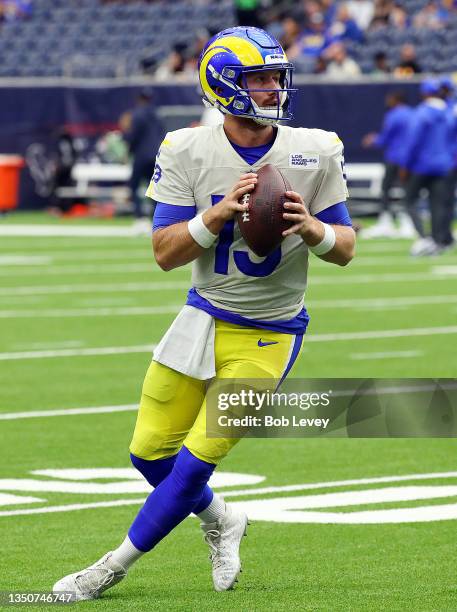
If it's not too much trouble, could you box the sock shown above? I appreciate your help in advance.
[196,493,226,524]
[111,536,144,570]
[128,446,216,552]
[130,452,214,515]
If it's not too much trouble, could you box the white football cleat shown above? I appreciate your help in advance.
[131,217,151,237]
[410,236,440,257]
[201,506,249,592]
[395,211,417,239]
[359,212,397,239]
[53,552,127,601]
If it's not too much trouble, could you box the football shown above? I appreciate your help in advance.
[237,164,293,257]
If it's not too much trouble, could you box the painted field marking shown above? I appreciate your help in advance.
[0,255,52,265]
[0,404,139,420]
[0,344,156,362]
[350,350,423,360]
[0,281,190,296]
[1,324,457,361]
[0,306,182,318]
[3,249,151,261]
[3,472,457,521]
[0,224,138,237]
[4,381,455,420]
[0,263,163,276]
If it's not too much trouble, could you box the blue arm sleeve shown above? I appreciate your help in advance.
[315,202,352,227]
[153,202,197,231]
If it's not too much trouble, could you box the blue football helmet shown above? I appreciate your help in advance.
[198,27,296,126]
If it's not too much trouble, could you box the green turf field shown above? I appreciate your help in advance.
[1,213,457,611]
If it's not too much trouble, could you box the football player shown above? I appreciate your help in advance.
[53,26,355,600]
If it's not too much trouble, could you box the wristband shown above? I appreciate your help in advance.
[188,213,218,248]
[308,222,336,256]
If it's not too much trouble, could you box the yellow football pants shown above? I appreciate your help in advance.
[130,319,303,464]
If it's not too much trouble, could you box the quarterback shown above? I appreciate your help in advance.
[54,27,355,600]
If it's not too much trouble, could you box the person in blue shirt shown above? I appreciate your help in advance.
[402,79,454,255]
[122,88,165,235]
[439,76,457,249]
[362,91,416,238]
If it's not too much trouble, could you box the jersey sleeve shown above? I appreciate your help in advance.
[145,133,195,206]
[309,133,349,216]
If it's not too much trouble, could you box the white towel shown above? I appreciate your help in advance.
[153,306,216,380]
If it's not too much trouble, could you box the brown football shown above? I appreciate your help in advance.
[237,164,293,257]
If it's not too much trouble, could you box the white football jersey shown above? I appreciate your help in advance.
[147,123,348,323]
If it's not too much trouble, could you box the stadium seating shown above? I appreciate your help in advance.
[0,0,236,78]
[1,0,457,78]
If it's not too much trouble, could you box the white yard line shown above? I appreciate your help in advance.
[350,350,423,360]
[0,306,182,318]
[0,255,52,265]
[0,224,138,237]
[0,344,156,361]
[0,263,162,276]
[1,324,457,362]
[0,404,139,421]
[0,281,190,296]
[3,249,150,261]
[1,295,457,318]
[305,326,457,342]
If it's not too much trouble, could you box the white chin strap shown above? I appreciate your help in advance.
[251,99,284,126]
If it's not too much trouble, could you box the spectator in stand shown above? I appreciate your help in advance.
[0,0,32,21]
[323,41,361,77]
[439,76,457,250]
[279,15,302,53]
[153,44,193,82]
[361,91,416,238]
[389,4,410,29]
[346,0,375,30]
[373,51,391,75]
[121,88,165,236]
[326,3,364,44]
[394,44,422,77]
[369,0,393,30]
[413,0,448,28]
[402,79,454,256]
[287,2,328,60]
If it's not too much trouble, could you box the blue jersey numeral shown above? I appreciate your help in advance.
[211,195,281,278]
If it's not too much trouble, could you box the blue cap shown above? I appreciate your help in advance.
[420,78,440,96]
[440,76,455,91]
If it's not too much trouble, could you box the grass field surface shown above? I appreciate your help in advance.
[1,213,456,611]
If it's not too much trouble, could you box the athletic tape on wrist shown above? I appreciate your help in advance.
[308,222,336,256]
[188,214,218,248]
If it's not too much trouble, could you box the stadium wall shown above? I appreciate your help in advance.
[0,79,421,209]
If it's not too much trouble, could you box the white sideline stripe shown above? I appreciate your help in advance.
[0,282,190,296]
[0,404,139,420]
[0,345,156,361]
[350,350,423,360]
[1,325,457,361]
[0,224,138,237]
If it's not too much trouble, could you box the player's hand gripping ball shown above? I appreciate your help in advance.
[237,164,293,257]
